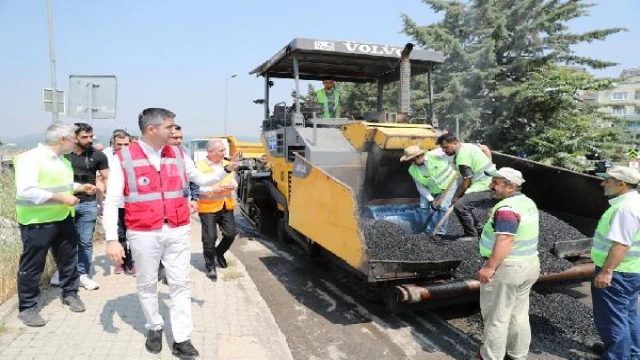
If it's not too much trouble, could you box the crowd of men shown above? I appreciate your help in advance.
[402,134,640,360]
[13,108,243,357]
[10,99,640,359]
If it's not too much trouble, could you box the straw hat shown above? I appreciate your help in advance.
[400,145,424,162]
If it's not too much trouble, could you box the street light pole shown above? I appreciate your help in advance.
[224,74,237,134]
[46,0,59,123]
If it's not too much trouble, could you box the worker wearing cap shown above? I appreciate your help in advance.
[401,145,458,235]
[315,77,341,118]
[477,167,540,360]
[590,166,640,360]
[437,133,496,241]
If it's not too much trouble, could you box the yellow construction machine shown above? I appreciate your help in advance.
[237,37,601,311]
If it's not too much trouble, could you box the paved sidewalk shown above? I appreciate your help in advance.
[0,221,293,360]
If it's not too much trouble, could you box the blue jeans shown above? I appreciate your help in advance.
[591,266,640,360]
[74,200,98,276]
[419,182,457,235]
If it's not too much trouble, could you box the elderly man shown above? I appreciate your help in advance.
[103,108,240,357]
[477,167,540,360]
[400,145,458,235]
[14,122,96,327]
[196,139,238,281]
[315,77,341,118]
[437,133,496,241]
[591,166,640,360]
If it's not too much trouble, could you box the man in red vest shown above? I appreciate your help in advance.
[102,108,239,358]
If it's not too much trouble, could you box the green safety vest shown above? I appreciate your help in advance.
[315,89,341,118]
[455,143,494,193]
[480,194,539,261]
[408,152,456,195]
[591,194,640,273]
[14,148,75,225]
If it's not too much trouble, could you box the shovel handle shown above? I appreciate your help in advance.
[432,173,459,209]
[431,205,456,236]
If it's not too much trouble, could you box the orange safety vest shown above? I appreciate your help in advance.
[117,142,190,230]
[196,159,236,213]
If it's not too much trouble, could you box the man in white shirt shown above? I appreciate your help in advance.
[103,108,239,357]
[14,122,96,327]
[591,166,640,359]
[194,138,238,281]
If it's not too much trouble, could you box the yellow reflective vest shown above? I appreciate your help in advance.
[196,159,236,213]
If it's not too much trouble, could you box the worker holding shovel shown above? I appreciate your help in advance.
[401,145,458,235]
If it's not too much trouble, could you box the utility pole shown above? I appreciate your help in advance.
[46,0,59,122]
[224,74,237,134]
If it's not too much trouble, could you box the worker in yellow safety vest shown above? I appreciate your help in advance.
[315,77,341,118]
[590,166,640,359]
[14,122,96,327]
[195,138,238,281]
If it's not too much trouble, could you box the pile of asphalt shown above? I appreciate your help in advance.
[461,291,599,358]
[361,209,587,279]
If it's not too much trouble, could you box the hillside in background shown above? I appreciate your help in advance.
[1,127,259,149]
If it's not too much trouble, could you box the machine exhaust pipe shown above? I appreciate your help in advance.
[397,43,413,123]
[388,263,595,306]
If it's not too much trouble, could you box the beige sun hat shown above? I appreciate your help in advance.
[400,145,425,162]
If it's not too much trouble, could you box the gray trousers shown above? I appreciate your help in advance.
[453,190,494,236]
[480,258,540,360]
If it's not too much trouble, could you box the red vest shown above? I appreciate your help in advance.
[117,142,190,231]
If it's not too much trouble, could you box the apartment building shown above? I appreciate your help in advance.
[582,68,640,138]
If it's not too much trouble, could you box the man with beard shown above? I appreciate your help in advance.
[60,122,109,290]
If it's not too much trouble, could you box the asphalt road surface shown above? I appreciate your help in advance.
[230,216,478,360]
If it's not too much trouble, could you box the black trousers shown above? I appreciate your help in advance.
[199,208,237,269]
[18,215,79,311]
[453,190,496,237]
[117,208,134,268]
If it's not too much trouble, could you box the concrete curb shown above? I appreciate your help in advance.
[0,295,18,327]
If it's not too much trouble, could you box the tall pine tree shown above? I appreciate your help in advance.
[396,0,631,167]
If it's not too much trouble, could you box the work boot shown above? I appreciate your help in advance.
[592,342,604,355]
[17,307,46,327]
[172,339,200,357]
[205,266,217,282]
[61,293,85,312]
[216,253,228,268]
[145,329,163,354]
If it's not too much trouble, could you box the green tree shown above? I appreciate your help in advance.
[339,76,433,122]
[371,0,631,168]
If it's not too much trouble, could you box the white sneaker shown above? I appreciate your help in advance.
[79,274,99,290]
[50,270,60,286]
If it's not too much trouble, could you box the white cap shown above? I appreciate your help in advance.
[485,167,525,186]
[596,166,640,185]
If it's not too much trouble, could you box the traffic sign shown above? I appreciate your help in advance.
[68,75,117,120]
[43,88,65,114]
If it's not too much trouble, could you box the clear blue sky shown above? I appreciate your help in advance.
[0,0,638,140]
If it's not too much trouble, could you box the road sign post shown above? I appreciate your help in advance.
[68,75,117,123]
